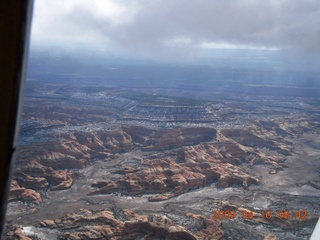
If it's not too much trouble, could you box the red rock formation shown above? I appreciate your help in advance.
[15,161,74,189]
[186,213,225,240]
[99,130,133,153]
[90,157,259,199]
[11,124,294,204]
[49,170,73,191]
[122,125,154,144]
[39,152,88,169]
[9,180,41,204]
[178,138,287,170]
[221,127,292,156]
[148,194,171,202]
[4,225,32,240]
[221,129,277,149]
[16,129,135,174]
[38,208,224,240]
[9,129,135,203]
[15,172,49,190]
[70,130,133,154]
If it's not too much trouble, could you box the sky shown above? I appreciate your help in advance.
[30,0,320,66]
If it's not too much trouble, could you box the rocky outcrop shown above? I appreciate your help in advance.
[14,172,49,190]
[38,208,224,240]
[13,161,74,194]
[70,130,133,154]
[122,126,218,151]
[9,180,41,204]
[9,81,320,240]
[186,213,225,240]
[122,125,154,143]
[4,225,32,240]
[90,157,259,198]
[17,130,135,172]
[178,140,287,171]
[221,122,294,157]
[177,141,247,165]
[9,129,136,204]
[49,170,74,191]
[148,194,171,202]
[39,152,88,169]
[11,124,294,204]
[221,129,280,151]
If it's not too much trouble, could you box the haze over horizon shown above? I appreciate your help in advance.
[29,0,320,71]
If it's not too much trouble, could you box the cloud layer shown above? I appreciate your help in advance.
[31,0,320,60]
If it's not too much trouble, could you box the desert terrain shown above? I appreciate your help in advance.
[4,62,320,239]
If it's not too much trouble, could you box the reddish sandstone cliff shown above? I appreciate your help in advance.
[37,208,224,240]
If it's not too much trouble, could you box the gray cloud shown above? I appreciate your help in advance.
[32,0,320,61]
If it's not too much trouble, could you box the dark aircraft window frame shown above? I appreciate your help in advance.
[0,0,34,237]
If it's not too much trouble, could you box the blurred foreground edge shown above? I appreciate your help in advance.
[310,218,320,240]
[0,0,34,237]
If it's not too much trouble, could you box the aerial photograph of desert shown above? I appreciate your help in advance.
[3,1,320,240]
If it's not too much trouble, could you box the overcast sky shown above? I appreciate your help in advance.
[31,0,320,63]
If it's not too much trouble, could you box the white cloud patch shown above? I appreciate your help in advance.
[31,0,320,61]
[31,0,137,44]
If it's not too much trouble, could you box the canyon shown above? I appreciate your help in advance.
[4,65,320,239]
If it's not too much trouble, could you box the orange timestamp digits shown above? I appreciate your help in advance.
[212,210,237,220]
[295,210,308,219]
[212,209,308,220]
[261,210,308,220]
